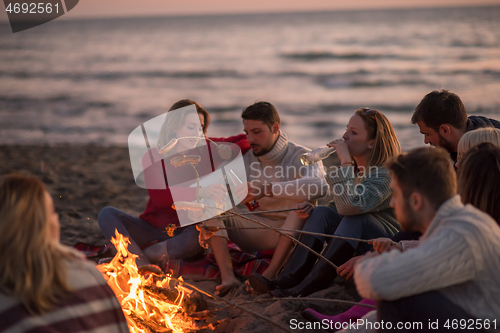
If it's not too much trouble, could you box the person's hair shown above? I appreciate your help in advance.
[241,101,280,130]
[0,173,72,314]
[386,147,457,211]
[157,100,208,150]
[411,90,468,132]
[169,99,210,133]
[457,128,500,160]
[458,142,500,224]
[354,108,401,167]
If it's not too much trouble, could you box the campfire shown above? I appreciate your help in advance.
[97,230,210,333]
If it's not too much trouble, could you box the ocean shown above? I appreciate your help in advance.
[1,6,499,150]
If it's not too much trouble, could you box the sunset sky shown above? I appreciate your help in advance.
[1,0,499,21]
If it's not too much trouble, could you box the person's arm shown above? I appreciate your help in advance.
[354,228,476,301]
[325,166,391,215]
[209,133,250,157]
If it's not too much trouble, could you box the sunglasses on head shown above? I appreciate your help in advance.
[363,107,378,121]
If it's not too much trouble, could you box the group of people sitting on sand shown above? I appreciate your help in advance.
[1,89,500,332]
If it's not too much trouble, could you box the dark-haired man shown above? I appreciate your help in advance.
[202,101,328,296]
[352,147,500,332]
[411,89,500,163]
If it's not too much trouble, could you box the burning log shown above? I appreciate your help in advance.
[128,313,172,333]
[143,284,207,315]
[188,310,215,320]
[138,264,164,277]
[97,230,206,333]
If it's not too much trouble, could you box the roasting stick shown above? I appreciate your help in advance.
[173,206,371,268]
[213,297,377,314]
[216,207,302,216]
[172,205,340,270]
[215,226,372,243]
[208,208,340,270]
[158,136,221,154]
[172,203,338,268]
[190,164,200,202]
[172,278,293,333]
[211,207,371,243]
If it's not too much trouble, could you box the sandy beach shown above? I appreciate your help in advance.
[0,144,147,247]
[0,144,360,332]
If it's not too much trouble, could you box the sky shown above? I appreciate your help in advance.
[1,0,499,22]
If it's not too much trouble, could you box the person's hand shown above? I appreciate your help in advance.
[369,238,402,253]
[233,182,248,202]
[336,256,361,280]
[236,181,271,204]
[217,145,233,160]
[327,139,351,165]
[198,183,227,204]
[187,208,204,222]
[296,202,314,219]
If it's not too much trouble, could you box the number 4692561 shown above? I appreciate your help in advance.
[5,3,60,14]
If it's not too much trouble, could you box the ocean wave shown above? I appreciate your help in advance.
[314,103,417,113]
[0,69,245,81]
[37,125,118,134]
[312,103,500,115]
[441,69,500,77]
[317,78,433,89]
[450,40,497,48]
[0,95,115,117]
[2,67,499,84]
[280,51,420,61]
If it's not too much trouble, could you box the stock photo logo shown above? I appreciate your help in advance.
[3,0,79,33]
[128,105,248,227]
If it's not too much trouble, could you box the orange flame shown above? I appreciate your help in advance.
[97,230,197,333]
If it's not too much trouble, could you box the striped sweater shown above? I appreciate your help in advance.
[0,256,129,333]
[325,165,400,236]
[354,195,500,332]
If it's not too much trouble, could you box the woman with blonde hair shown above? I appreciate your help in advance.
[0,173,129,332]
[250,107,402,297]
[456,127,500,168]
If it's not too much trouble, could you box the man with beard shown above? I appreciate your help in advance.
[411,89,500,164]
[196,101,327,296]
[352,147,500,332]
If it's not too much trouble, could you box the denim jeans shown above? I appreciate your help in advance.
[302,206,394,254]
[378,290,485,333]
[97,206,203,266]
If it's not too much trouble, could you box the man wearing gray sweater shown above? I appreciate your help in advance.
[204,101,328,296]
[353,147,500,332]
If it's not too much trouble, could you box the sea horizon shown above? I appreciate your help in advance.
[1,5,499,150]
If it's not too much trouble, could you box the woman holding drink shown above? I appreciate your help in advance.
[250,107,401,297]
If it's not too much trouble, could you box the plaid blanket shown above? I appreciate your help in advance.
[159,241,274,281]
[73,242,107,259]
[75,241,274,280]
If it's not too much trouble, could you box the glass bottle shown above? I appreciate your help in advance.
[300,146,336,166]
[226,170,260,211]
